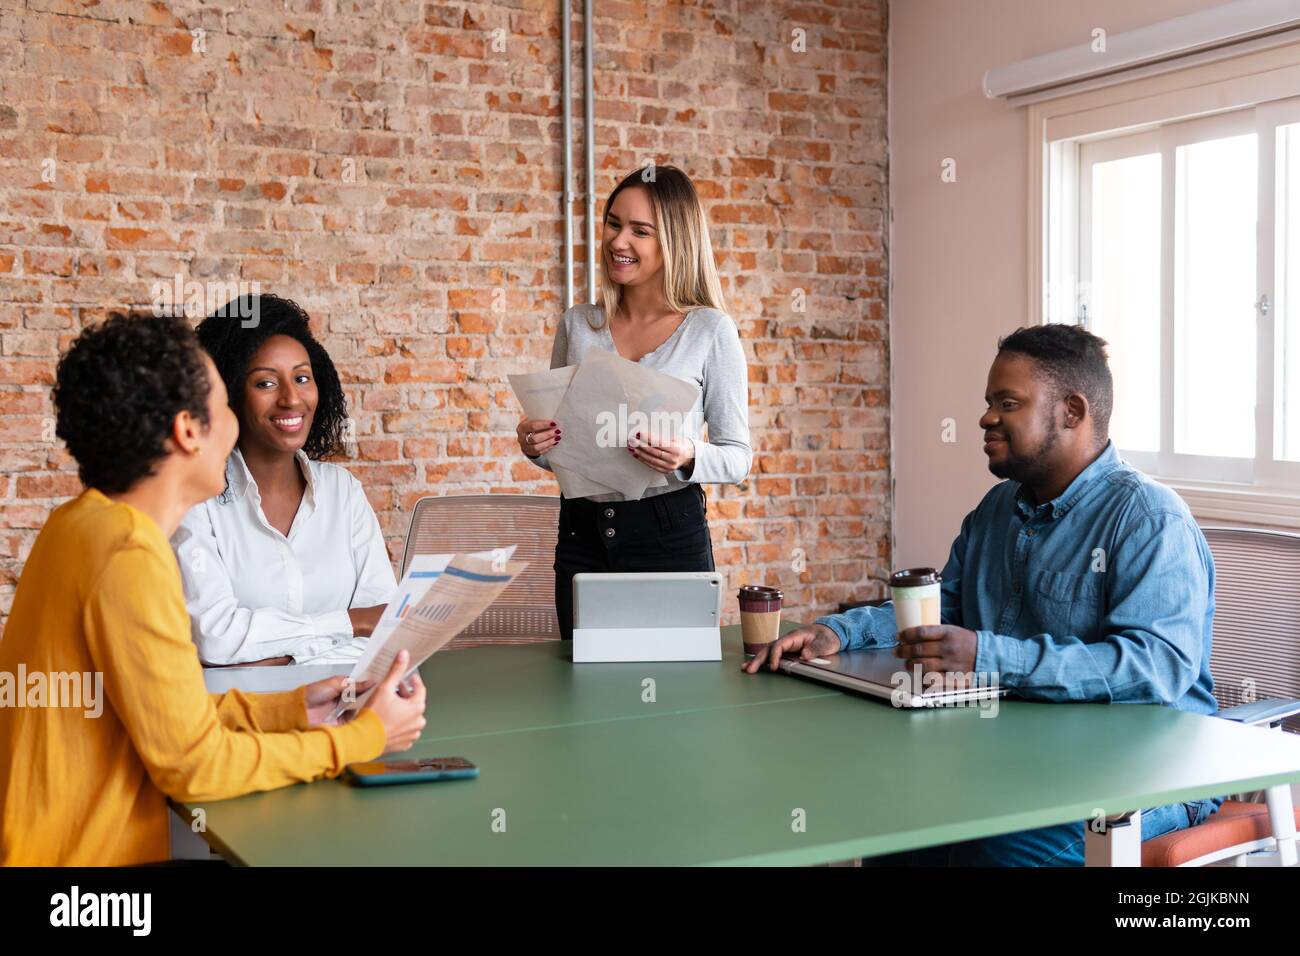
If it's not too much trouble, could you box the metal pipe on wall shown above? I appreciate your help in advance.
[583,0,596,305]
[561,0,574,310]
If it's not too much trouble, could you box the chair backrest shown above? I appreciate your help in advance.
[400,494,561,648]
[1201,526,1300,735]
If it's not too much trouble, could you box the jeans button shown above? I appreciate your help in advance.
[604,508,615,518]
[604,527,616,538]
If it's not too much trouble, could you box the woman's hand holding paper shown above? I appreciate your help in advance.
[516,417,561,458]
[628,431,695,475]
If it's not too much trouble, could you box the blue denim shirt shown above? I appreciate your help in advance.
[817,442,1218,715]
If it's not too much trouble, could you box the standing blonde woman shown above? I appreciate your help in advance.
[517,166,752,639]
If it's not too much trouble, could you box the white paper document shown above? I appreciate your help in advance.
[520,348,702,500]
[332,547,525,719]
[508,365,619,498]
[507,366,575,420]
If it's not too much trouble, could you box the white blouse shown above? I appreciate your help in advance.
[171,448,397,665]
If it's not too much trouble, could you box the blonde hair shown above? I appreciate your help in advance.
[589,165,726,329]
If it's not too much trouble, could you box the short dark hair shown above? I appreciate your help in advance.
[997,324,1113,439]
[196,294,348,460]
[53,312,212,494]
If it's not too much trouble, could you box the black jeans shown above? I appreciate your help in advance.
[554,485,716,640]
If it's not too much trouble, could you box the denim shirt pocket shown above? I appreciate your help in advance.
[1032,569,1105,640]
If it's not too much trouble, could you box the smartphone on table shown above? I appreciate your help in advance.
[345,756,479,786]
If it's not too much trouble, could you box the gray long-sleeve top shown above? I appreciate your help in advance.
[529,304,752,501]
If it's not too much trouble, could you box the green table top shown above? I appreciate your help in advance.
[186,624,1300,866]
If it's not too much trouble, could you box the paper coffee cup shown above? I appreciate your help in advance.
[738,585,783,655]
[889,568,941,632]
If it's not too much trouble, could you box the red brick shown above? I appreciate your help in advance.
[22,252,73,276]
[104,228,185,251]
[16,472,82,499]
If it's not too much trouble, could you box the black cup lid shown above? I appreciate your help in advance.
[738,585,783,600]
[889,567,941,587]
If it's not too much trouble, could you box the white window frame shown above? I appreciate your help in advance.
[1029,39,1300,528]
[1258,95,1300,488]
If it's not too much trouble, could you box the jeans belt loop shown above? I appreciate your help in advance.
[653,492,672,533]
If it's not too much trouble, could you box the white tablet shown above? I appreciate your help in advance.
[572,571,723,663]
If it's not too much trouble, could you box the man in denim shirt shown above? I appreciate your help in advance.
[745,324,1222,865]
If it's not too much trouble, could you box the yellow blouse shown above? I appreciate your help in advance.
[0,488,385,865]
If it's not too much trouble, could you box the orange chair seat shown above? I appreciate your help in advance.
[1142,800,1300,867]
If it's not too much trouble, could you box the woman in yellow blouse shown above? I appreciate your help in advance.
[0,312,426,866]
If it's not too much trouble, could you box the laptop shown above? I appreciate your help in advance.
[776,648,1008,708]
[572,571,722,663]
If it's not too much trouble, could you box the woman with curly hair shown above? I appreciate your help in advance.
[0,312,425,865]
[174,294,395,666]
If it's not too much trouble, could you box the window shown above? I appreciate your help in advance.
[1046,97,1300,493]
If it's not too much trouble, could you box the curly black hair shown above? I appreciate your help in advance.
[195,294,348,460]
[53,312,212,494]
[997,324,1114,439]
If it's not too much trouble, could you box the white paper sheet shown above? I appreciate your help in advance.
[507,366,576,420]
[545,348,702,499]
[508,365,620,498]
[357,548,513,663]
[331,547,524,719]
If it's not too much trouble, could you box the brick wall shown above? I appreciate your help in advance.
[0,0,889,631]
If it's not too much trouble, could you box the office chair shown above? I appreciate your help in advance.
[1138,527,1300,866]
[399,494,561,648]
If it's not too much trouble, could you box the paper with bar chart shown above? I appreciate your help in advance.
[332,547,526,718]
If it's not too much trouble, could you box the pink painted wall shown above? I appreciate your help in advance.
[888,0,1227,566]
